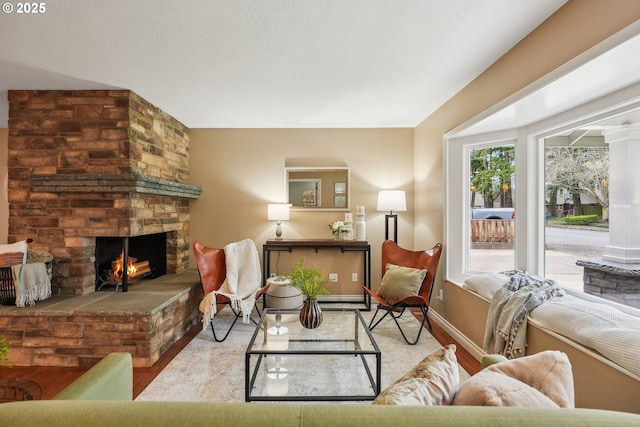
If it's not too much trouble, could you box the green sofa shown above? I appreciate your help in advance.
[1,352,639,427]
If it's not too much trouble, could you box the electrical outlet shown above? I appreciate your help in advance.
[352,272,358,282]
[439,289,444,301]
[329,273,338,282]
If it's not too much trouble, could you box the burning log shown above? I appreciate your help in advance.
[132,260,151,277]
[107,252,151,283]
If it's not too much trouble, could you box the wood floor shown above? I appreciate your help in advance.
[1,318,480,400]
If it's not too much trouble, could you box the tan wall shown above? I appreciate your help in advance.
[417,0,640,328]
[188,128,414,292]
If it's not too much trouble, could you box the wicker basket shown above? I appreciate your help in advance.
[0,249,53,306]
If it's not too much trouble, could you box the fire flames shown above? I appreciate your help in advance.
[105,251,150,284]
[112,251,138,279]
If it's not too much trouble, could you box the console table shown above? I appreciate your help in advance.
[262,239,371,310]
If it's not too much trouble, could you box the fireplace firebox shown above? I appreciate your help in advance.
[95,233,167,292]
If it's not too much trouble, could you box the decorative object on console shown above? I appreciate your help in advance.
[377,190,406,243]
[329,221,349,241]
[355,205,366,241]
[267,203,291,240]
[279,257,331,329]
[343,212,353,240]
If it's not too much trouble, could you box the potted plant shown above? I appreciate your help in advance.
[0,336,11,367]
[280,257,331,329]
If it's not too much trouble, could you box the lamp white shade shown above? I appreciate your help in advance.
[377,190,406,213]
[267,203,291,221]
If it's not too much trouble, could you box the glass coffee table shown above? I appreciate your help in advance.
[245,308,381,402]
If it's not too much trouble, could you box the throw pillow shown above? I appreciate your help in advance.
[373,344,459,405]
[0,252,25,267]
[453,370,559,407]
[376,263,427,304]
[463,273,510,301]
[0,240,29,265]
[453,350,574,408]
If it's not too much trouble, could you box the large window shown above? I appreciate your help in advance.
[469,145,515,273]
[543,140,608,293]
[444,131,520,284]
[445,88,640,312]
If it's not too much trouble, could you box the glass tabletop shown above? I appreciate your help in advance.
[248,308,379,354]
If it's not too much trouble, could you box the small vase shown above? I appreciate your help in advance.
[333,233,342,241]
[299,299,323,329]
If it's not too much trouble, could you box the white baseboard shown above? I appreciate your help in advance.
[428,309,484,362]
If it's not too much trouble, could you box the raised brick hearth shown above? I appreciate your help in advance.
[3,90,203,367]
[0,270,202,367]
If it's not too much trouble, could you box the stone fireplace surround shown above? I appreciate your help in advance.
[1,90,204,367]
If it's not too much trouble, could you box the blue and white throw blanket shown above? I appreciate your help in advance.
[483,270,564,359]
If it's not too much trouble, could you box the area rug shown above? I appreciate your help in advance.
[136,308,469,402]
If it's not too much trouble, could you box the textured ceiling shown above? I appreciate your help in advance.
[0,0,567,128]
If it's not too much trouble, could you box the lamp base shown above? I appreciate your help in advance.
[384,213,398,243]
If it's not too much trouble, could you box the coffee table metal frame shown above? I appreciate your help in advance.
[245,308,381,402]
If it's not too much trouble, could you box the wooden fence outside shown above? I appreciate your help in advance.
[471,219,514,244]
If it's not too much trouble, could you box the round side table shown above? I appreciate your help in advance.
[265,277,304,309]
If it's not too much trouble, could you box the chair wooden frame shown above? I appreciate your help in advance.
[193,240,269,342]
[362,240,442,345]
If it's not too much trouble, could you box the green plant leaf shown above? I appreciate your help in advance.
[281,257,331,300]
[0,336,12,368]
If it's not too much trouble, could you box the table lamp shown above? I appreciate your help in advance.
[267,203,291,240]
[377,190,406,243]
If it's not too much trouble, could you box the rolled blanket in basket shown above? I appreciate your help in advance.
[11,262,52,307]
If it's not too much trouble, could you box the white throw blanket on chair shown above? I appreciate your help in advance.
[200,239,262,331]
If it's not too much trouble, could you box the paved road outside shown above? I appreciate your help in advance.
[470,224,609,292]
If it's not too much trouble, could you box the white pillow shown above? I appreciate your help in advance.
[463,273,509,301]
[453,350,574,408]
[0,240,29,264]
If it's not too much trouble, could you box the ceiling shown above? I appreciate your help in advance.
[0,0,567,129]
[457,29,640,138]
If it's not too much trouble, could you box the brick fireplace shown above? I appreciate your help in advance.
[2,90,204,367]
[7,90,201,295]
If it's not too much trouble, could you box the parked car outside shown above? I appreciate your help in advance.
[471,207,515,220]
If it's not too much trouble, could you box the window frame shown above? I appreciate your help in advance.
[444,82,640,292]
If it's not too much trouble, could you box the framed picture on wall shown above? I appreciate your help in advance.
[334,182,346,194]
[334,195,346,208]
[302,189,317,206]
